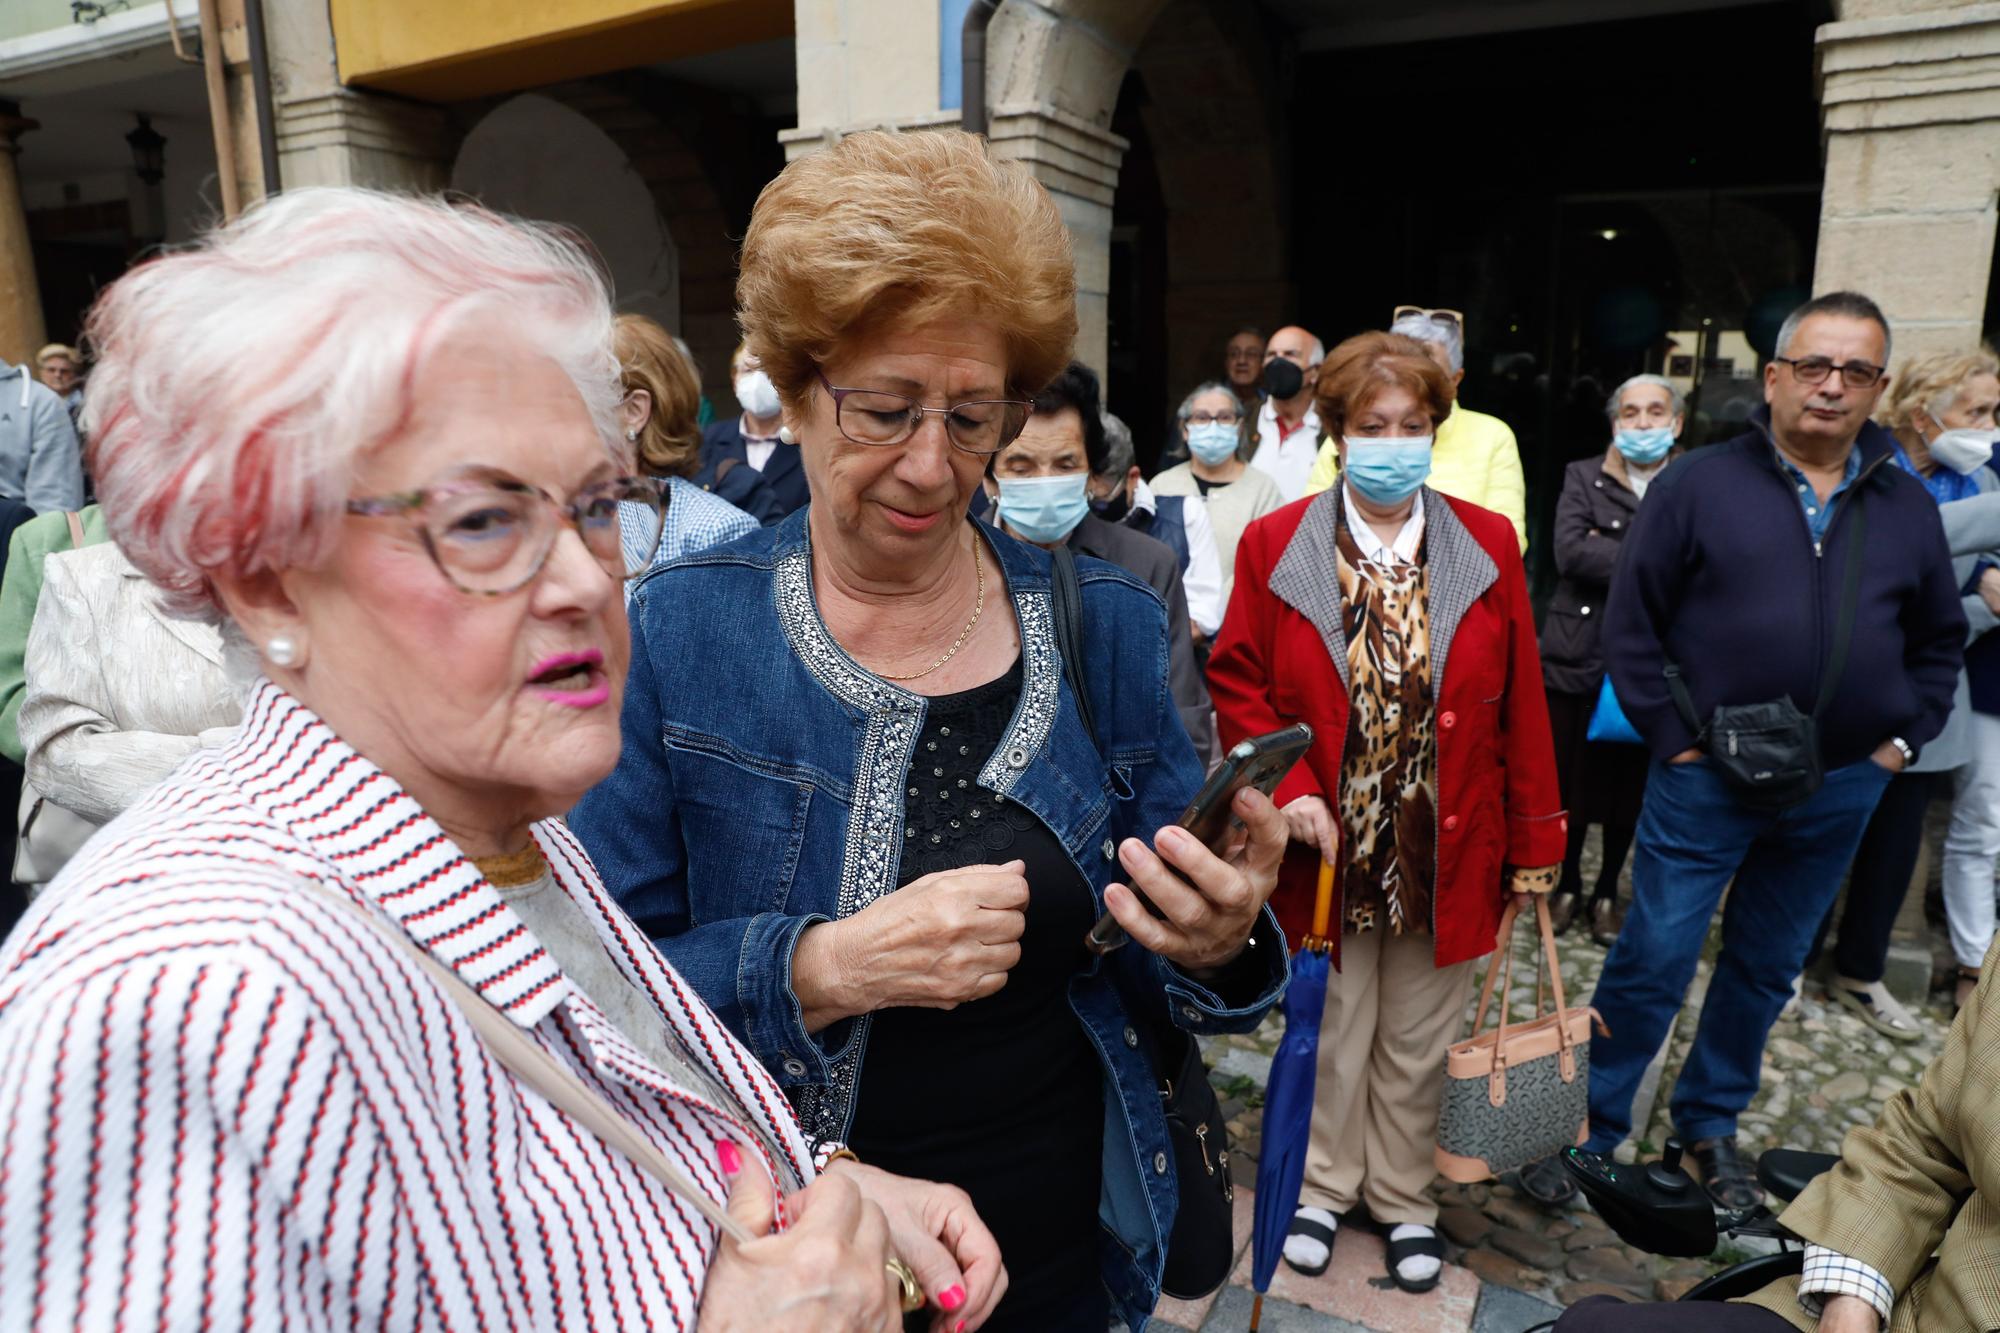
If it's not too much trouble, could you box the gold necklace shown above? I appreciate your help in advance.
[878,545,985,682]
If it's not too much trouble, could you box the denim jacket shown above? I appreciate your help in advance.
[572,508,1288,1326]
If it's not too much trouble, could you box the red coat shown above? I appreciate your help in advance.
[1209,489,1567,970]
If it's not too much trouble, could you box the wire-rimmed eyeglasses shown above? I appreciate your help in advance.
[346,472,670,597]
[814,369,1033,456]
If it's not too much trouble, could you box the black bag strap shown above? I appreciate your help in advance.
[1050,542,1097,745]
[1665,488,1868,735]
[1813,491,1867,719]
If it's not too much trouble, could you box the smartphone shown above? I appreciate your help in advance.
[1085,722,1315,954]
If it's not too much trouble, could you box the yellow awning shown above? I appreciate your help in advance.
[332,0,792,101]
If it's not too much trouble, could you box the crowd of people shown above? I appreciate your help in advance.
[0,126,1989,1332]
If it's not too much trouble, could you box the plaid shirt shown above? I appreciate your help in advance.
[1800,1246,1894,1326]
[621,475,761,602]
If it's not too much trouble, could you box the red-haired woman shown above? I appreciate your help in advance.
[1208,331,1566,1293]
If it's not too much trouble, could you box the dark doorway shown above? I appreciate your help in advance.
[1108,69,1171,470]
[1288,0,1829,587]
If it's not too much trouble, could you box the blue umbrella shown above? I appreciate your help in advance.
[1248,861,1337,1331]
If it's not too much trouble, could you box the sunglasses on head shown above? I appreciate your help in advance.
[1393,305,1464,331]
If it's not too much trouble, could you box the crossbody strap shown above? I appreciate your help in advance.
[1050,542,1097,746]
[63,511,84,549]
[1812,491,1867,719]
[304,883,753,1241]
[1664,486,1870,734]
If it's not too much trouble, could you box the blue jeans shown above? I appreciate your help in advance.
[1584,757,1893,1149]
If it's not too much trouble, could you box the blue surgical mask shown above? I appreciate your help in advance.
[1614,426,1675,465]
[1187,422,1239,466]
[1342,436,1433,505]
[997,473,1091,544]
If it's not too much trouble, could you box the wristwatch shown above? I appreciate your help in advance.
[1889,737,1916,766]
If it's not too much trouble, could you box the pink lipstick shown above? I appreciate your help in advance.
[526,649,609,708]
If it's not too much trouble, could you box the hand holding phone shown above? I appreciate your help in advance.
[1087,724,1313,955]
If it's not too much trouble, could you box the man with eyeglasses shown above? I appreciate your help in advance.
[1572,291,1965,1229]
[1302,307,1528,554]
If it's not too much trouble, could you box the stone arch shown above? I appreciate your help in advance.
[450,79,746,414]
[453,93,682,331]
[981,0,1288,435]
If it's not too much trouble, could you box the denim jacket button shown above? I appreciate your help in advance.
[1007,745,1029,769]
[1154,1152,1169,1174]
[1123,1025,1140,1048]
[1102,837,1116,861]
[781,1056,808,1078]
[1181,1004,1201,1023]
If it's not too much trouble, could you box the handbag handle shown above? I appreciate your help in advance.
[304,882,754,1242]
[1468,896,1577,1101]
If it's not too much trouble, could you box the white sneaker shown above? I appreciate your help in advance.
[1779,973,1805,1020]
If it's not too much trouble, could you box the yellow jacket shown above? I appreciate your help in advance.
[1739,939,2000,1331]
[1302,402,1528,554]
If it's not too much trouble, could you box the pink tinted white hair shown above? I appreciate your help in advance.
[81,187,626,621]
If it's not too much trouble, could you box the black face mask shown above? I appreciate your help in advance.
[1263,357,1305,400]
[1090,485,1130,523]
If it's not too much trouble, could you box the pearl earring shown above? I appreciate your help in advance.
[266,634,301,668]
[625,428,639,441]
[777,425,797,445]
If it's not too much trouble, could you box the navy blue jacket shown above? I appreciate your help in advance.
[1604,408,1965,769]
[699,418,811,519]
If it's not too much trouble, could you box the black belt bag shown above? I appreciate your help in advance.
[1665,491,1866,813]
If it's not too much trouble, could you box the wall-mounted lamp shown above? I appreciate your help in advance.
[126,113,166,186]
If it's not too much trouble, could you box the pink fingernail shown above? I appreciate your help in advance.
[956,1322,966,1333]
[937,1285,966,1311]
[714,1138,742,1178]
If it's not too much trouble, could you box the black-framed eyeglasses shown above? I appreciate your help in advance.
[346,472,670,596]
[1185,409,1242,426]
[814,369,1033,456]
[1774,356,1886,390]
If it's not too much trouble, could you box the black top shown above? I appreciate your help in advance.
[1193,474,1229,498]
[847,658,1108,1330]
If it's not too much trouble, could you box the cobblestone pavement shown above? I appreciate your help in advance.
[1187,831,1963,1323]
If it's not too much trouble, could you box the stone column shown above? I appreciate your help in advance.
[1814,3,2000,364]
[0,104,46,372]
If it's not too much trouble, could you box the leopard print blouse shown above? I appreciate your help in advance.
[1334,511,1439,935]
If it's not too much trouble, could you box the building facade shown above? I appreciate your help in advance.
[2,0,1994,553]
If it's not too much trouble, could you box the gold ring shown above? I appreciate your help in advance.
[885,1257,924,1314]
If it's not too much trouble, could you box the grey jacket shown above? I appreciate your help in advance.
[0,366,82,513]
[1068,514,1217,757]
[1915,470,2000,770]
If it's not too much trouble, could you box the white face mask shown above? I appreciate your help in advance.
[1927,418,1999,476]
[734,368,781,420]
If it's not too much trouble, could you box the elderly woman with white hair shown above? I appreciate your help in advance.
[1149,380,1286,614]
[0,189,1002,1332]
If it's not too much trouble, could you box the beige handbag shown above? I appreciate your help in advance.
[1435,895,1606,1183]
[14,511,99,890]
[306,883,753,1241]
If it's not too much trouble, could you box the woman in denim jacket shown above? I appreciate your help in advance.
[573,129,1289,1331]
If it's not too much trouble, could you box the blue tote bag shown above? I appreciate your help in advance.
[1585,674,1644,746]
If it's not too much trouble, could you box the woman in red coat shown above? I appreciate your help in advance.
[1208,331,1566,1293]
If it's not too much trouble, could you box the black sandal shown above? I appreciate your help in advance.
[1282,1210,1337,1278]
[1384,1228,1445,1294]
[1517,1153,1579,1208]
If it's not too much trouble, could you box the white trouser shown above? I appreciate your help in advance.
[1943,710,2000,969]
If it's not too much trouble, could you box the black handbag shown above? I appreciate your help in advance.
[1665,491,1866,813]
[1049,543,1236,1299]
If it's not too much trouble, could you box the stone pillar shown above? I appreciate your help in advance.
[262,0,453,193]
[781,0,1134,385]
[1814,3,2000,364]
[0,104,45,371]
